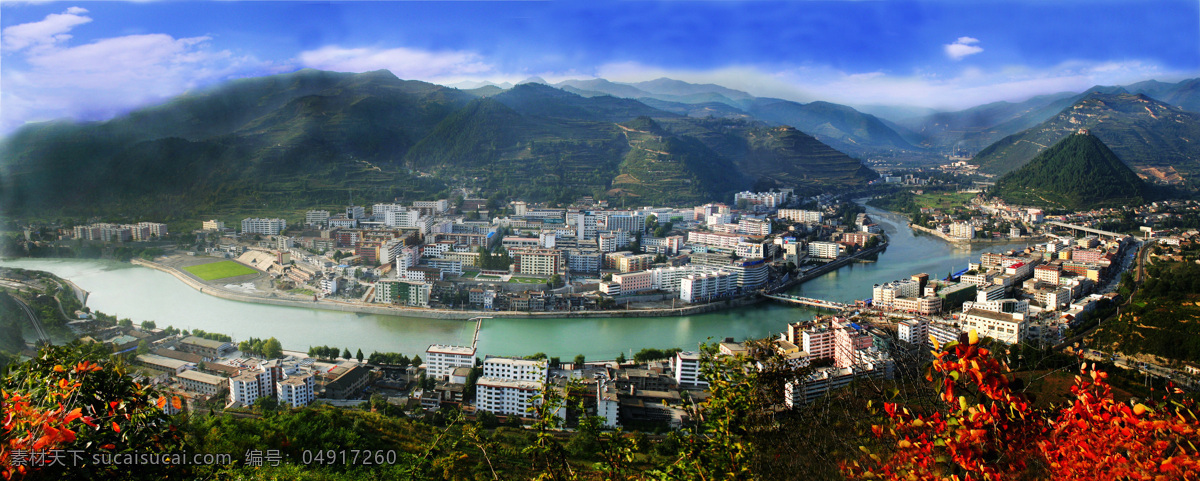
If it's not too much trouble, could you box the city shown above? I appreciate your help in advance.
[3,1,1200,479]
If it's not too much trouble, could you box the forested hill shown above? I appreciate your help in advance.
[0,69,875,220]
[991,131,1146,209]
[970,93,1200,178]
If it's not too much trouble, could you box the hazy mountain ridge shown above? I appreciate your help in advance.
[970,93,1200,178]
[0,69,877,216]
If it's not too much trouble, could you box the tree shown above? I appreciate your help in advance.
[342,347,351,360]
[547,274,564,289]
[573,354,586,366]
[616,352,626,364]
[136,339,150,355]
[411,354,422,367]
[356,348,364,363]
[118,318,133,328]
[263,337,282,359]
[140,320,156,330]
[602,273,613,282]
[2,343,186,480]
[844,330,1200,480]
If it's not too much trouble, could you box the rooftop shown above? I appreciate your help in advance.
[177,370,225,385]
[426,344,475,356]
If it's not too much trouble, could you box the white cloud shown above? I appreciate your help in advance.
[2,12,272,133]
[590,59,1190,112]
[2,6,91,52]
[944,36,983,61]
[298,46,495,82]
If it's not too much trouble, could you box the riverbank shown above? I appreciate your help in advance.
[909,223,1047,245]
[131,258,766,320]
[769,242,890,294]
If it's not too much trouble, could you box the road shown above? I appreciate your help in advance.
[12,295,51,345]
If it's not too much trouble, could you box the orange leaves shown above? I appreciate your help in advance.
[73,360,101,373]
[156,396,167,409]
[52,365,64,373]
[111,421,120,433]
[170,396,182,411]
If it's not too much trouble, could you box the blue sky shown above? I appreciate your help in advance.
[2,1,1198,133]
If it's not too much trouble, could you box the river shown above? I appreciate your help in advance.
[0,206,1031,360]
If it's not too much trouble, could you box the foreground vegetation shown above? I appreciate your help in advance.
[5,330,1198,480]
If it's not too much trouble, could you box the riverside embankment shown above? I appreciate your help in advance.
[131,258,764,320]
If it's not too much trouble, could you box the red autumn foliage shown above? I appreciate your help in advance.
[843,330,1200,480]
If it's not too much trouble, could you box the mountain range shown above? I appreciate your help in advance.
[970,93,1200,180]
[3,68,1200,220]
[0,69,876,219]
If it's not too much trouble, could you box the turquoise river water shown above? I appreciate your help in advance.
[0,206,1030,360]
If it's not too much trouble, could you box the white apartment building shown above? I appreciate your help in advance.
[424,258,463,277]
[230,369,273,405]
[960,309,1028,345]
[898,319,929,345]
[241,218,287,235]
[673,351,707,387]
[872,279,921,308]
[475,357,549,416]
[808,241,842,259]
[574,212,599,240]
[202,220,225,231]
[686,231,745,249]
[962,298,1030,315]
[736,241,765,259]
[305,210,331,226]
[949,222,975,239]
[679,270,734,303]
[412,199,449,213]
[777,209,823,223]
[596,382,621,428]
[178,370,225,397]
[425,345,476,380]
[277,373,316,407]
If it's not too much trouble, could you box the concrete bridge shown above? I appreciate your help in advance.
[1045,221,1125,240]
[761,293,849,310]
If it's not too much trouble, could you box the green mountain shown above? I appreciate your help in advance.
[991,131,1146,209]
[745,99,918,158]
[971,93,1200,180]
[1,70,876,219]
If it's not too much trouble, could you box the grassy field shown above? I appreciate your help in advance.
[509,277,546,284]
[912,191,978,210]
[183,261,259,281]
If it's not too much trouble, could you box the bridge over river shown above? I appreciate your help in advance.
[761,293,850,310]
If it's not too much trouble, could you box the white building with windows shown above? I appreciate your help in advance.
[306,210,331,226]
[241,218,287,235]
[673,351,707,388]
[960,308,1028,344]
[277,373,316,407]
[777,209,823,223]
[808,241,842,259]
[475,357,549,416]
[425,345,476,380]
[230,369,273,405]
[680,270,734,303]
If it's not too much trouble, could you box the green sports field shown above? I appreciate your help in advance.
[183,261,259,280]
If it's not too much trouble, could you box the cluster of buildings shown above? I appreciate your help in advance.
[73,222,168,242]
[86,325,376,414]
[182,189,891,315]
[882,233,1134,348]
